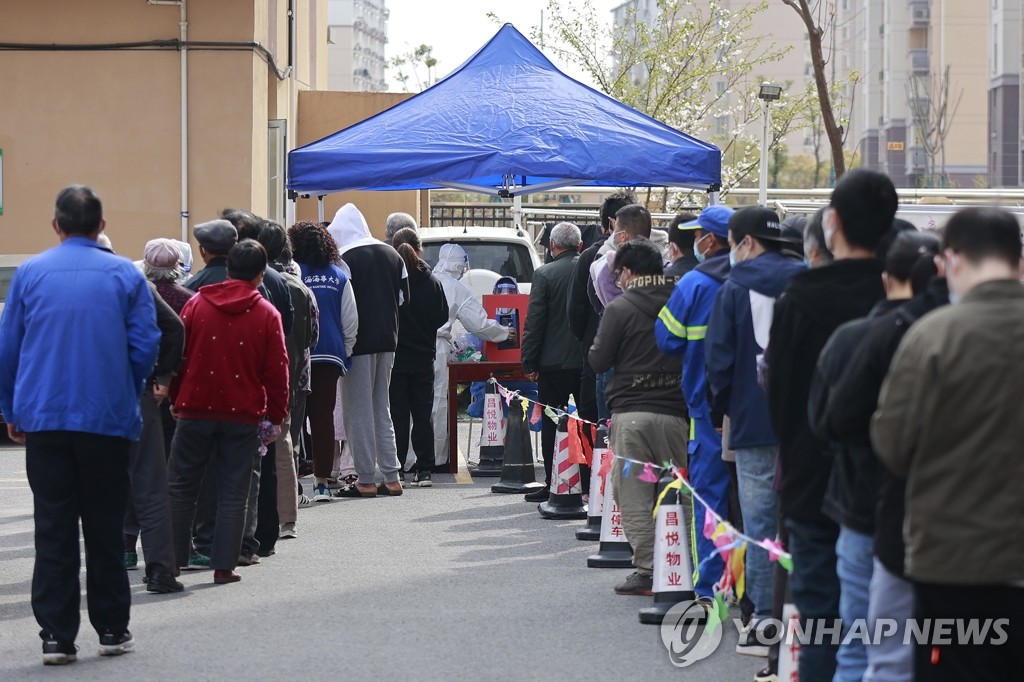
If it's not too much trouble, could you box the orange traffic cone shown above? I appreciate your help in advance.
[538,415,587,520]
[640,475,697,624]
[576,423,608,541]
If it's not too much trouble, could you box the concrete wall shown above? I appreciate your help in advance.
[294,90,427,238]
[0,0,326,261]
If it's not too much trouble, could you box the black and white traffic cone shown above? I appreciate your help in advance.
[576,423,608,541]
[586,463,634,568]
[640,474,697,624]
[471,381,505,477]
[538,416,587,520]
[491,396,543,494]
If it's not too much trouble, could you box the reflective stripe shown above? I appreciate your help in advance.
[658,307,687,338]
[686,325,707,340]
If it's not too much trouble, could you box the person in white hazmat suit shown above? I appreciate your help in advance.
[431,244,514,466]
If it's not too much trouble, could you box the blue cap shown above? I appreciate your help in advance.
[679,205,733,239]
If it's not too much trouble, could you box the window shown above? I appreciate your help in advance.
[714,115,729,136]
[420,242,536,284]
[267,120,287,226]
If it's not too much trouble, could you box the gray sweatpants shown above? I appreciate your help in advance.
[341,352,401,484]
[610,411,688,574]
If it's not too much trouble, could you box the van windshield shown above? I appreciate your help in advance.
[421,241,534,284]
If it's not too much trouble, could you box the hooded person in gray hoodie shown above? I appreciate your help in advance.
[327,204,410,498]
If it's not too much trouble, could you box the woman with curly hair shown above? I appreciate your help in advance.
[287,221,358,502]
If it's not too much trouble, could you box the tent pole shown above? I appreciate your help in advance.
[287,190,296,228]
[317,195,325,223]
[707,187,721,206]
[512,192,522,230]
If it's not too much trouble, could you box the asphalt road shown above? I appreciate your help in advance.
[0,429,758,681]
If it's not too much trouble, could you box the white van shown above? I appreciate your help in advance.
[418,226,541,299]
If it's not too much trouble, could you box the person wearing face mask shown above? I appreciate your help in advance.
[654,204,733,601]
[872,207,1024,681]
[705,206,806,657]
[430,243,513,468]
[765,169,895,680]
[663,212,699,279]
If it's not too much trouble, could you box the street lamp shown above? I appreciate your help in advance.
[758,82,783,207]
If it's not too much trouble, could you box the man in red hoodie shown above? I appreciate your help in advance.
[167,239,289,585]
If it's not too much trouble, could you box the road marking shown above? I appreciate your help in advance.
[455,447,473,485]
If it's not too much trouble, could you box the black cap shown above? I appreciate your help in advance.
[728,206,798,244]
[194,220,238,255]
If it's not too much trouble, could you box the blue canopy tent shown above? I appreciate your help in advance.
[287,24,721,198]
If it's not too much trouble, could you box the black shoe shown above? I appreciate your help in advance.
[146,572,184,594]
[614,571,654,596]
[42,637,77,665]
[524,487,550,502]
[413,471,432,487]
[98,631,134,657]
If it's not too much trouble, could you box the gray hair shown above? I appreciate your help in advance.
[804,207,834,264]
[385,212,417,242]
[144,262,182,282]
[550,222,582,251]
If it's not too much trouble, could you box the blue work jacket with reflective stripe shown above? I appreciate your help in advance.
[654,252,729,420]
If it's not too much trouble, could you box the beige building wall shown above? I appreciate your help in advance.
[294,91,427,238]
[0,0,326,261]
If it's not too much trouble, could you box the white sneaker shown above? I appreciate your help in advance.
[297,494,312,508]
[279,522,297,539]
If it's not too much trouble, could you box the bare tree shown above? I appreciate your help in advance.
[906,65,963,188]
[782,0,847,180]
[389,44,438,93]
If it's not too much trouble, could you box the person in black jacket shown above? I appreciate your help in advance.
[824,247,946,682]
[766,169,896,681]
[566,191,635,425]
[224,208,294,336]
[662,212,699,279]
[807,229,939,682]
[389,229,449,488]
[588,240,686,596]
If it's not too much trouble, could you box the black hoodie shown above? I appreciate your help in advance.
[393,259,449,373]
[766,258,885,524]
[588,275,686,418]
[825,278,949,574]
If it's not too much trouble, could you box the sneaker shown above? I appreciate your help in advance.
[754,664,778,682]
[413,471,432,487]
[297,459,314,477]
[124,551,138,570]
[237,553,261,566]
[298,493,312,508]
[312,483,333,502]
[736,619,777,658]
[184,552,210,571]
[98,631,134,657]
[42,637,77,665]
[279,522,297,539]
[614,571,654,596]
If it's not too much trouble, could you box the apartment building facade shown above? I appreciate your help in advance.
[0,0,327,258]
[327,0,389,91]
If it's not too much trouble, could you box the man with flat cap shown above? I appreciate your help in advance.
[185,220,237,292]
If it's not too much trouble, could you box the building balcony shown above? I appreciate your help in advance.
[908,48,929,74]
[909,1,930,27]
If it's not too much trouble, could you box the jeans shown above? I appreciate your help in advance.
[785,516,841,681]
[27,431,132,645]
[836,526,874,682]
[865,559,913,682]
[733,446,778,616]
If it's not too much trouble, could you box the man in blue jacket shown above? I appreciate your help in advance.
[0,185,160,665]
[705,206,804,656]
[654,204,733,601]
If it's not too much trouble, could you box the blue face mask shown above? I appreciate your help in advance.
[693,240,706,263]
[803,256,812,269]
[728,250,737,268]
